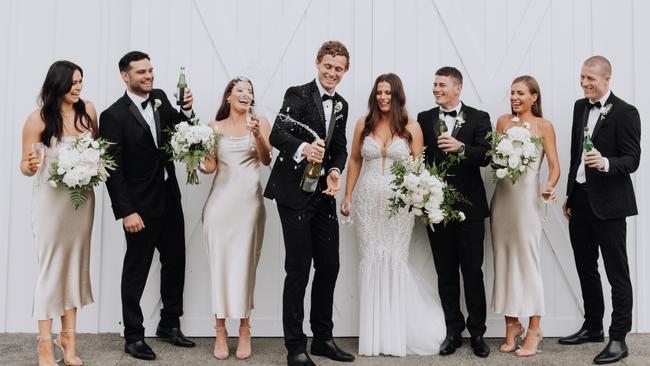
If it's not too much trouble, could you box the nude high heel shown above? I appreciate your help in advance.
[516,328,543,357]
[37,334,60,366]
[214,326,229,360]
[236,326,252,360]
[499,321,524,353]
[53,329,83,366]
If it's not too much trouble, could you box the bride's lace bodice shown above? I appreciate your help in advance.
[353,137,414,266]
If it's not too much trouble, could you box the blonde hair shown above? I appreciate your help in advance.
[583,55,612,76]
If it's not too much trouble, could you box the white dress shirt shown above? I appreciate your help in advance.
[440,101,462,136]
[576,90,611,184]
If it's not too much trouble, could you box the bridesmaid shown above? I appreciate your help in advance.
[490,75,560,357]
[20,60,98,366]
[200,77,272,360]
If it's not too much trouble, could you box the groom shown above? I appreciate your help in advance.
[561,56,640,364]
[100,51,195,360]
[417,66,492,358]
[264,41,354,366]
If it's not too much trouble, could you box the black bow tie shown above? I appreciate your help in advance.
[321,94,333,102]
[442,110,457,117]
[588,101,602,110]
[141,97,152,109]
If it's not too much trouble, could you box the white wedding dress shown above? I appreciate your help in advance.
[352,137,446,356]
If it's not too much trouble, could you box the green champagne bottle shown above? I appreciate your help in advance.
[583,126,593,152]
[438,111,448,135]
[177,66,187,107]
[301,160,321,193]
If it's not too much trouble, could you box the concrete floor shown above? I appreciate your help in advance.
[2,334,650,366]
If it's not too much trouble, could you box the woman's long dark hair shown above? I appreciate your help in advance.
[360,73,411,145]
[511,75,543,118]
[215,77,255,121]
[39,60,93,146]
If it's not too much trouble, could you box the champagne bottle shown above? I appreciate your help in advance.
[301,160,321,193]
[583,126,593,152]
[177,66,187,107]
[438,112,448,136]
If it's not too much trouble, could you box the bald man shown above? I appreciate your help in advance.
[561,56,641,364]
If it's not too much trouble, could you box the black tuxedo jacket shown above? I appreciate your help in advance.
[99,89,189,220]
[566,92,640,219]
[417,104,492,221]
[264,80,348,209]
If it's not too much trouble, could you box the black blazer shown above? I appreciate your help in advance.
[417,104,492,221]
[566,92,640,219]
[264,80,348,209]
[99,89,189,220]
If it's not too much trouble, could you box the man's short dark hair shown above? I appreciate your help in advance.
[435,66,463,85]
[119,51,150,72]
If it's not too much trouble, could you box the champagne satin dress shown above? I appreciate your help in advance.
[490,129,545,317]
[202,136,265,319]
[32,137,94,320]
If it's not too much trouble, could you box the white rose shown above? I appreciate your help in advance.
[427,208,445,224]
[49,180,57,188]
[80,147,101,164]
[496,139,514,156]
[507,126,530,142]
[496,168,508,179]
[412,207,423,216]
[62,169,81,187]
[411,192,425,208]
[508,155,520,169]
[404,173,419,191]
[90,140,100,149]
[458,212,466,221]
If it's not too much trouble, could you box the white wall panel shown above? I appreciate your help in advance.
[1,0,648,336]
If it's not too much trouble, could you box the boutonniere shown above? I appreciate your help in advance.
[600,103,613,119]
[334,100,343,114]
[153,98,162,112]
[454,112,466,130]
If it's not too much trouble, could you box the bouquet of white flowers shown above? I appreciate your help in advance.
[388,156,466,228]
[48,132,117,209]
[164,116,220,185]
[486,117,542,184]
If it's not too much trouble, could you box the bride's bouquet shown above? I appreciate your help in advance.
[164,116,221,185]
[48,132,117,209]
[388,156,466,228]
[486,117,542,184]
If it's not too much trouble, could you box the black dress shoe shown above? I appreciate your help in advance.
[124,340,156,360]
[439,334,462,355]
[593,340,628,364]
[311,339,355,362]
[156,325,196,347]
[470,336,490,358]
[558,327,605,345]
[287,352,317,366]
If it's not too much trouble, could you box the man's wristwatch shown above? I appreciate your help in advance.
[458,142,465,154]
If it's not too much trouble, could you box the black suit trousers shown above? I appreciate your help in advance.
[121,180,186,343]
[276,194,340,355]
[427,219,487,337]
[568,186,632,340]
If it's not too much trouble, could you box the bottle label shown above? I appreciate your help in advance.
[177,87,185,106]
[301,176,319,193]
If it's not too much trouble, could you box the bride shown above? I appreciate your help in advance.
[341,73,446,356]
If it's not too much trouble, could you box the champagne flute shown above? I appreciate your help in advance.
[31,142,45,184]
[246,105,257,151]
[340,202,353,225]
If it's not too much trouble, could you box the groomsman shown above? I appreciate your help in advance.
[264,41,354,366]
[100,51,195,360]
[417,67,492,358]
[561,56,640,364]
